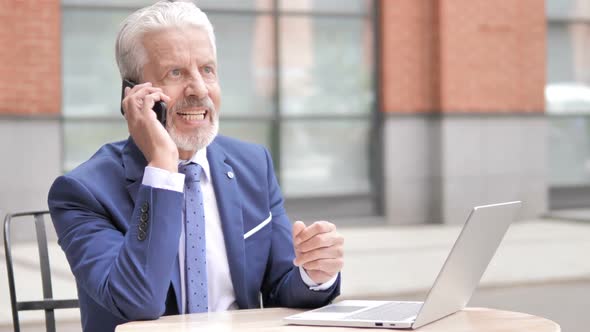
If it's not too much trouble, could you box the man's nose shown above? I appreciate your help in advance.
[184,72,208,99]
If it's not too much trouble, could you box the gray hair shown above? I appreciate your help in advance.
[115,1,216,81]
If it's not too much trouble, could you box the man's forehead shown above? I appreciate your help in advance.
[142,27,216,63]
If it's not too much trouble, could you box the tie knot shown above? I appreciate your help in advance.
[179,163,202,183]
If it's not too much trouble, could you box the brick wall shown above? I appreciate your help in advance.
[381,0,440,113]
[0,0,61,115]
[381,0,546,113]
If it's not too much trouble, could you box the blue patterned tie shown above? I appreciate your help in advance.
[179,163,208,313]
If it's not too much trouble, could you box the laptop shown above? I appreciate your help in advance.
[284,201,521,329]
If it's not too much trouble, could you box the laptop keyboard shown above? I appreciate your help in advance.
[346,302,423,321]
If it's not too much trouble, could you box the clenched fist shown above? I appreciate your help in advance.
[292,220,344,284]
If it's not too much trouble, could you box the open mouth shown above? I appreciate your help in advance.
[177,109,208,121]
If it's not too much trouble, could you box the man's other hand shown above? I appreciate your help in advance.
[292,220,344,284]
[122,82,177,173]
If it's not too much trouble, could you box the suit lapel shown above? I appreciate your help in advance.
[207,141,248,308]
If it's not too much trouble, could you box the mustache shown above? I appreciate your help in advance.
[170,96,215,113]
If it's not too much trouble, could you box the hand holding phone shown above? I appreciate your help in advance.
[119,79,178,173]
[121,79,167,126]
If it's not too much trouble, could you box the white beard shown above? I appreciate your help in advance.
[167,113,219,152]
[165,95,219,153]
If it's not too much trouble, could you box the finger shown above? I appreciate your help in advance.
[302,258,343,274]
[137,89,171,105]
[294,221,335,246]
[133,86,164,99]
[129,81,152,94]
[292,221,305,241]
[141,92,169,113]
[126,82,153,102]
[294,245,342,266]
[123,87,165,116]
[126,86,163,105]
[125,92,167,124]
[297,231,343,253]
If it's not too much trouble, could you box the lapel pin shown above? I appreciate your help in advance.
[227,171,234,179]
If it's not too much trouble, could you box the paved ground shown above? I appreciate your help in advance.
[1,218,588,331]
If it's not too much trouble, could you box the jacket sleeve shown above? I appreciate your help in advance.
[48,175,183,320]
[259,147,341,308]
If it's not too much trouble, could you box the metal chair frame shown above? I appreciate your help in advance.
[3,211,79,332]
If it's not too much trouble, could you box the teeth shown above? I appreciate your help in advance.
[180,114,205,120]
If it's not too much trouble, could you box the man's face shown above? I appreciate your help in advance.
[141,26,221,153]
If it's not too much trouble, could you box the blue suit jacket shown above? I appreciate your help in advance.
[48,135,340,332]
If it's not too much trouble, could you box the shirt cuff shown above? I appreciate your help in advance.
[299,267,338,291]
[142,166,185,193]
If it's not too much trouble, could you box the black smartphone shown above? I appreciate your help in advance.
[120,79,167,126]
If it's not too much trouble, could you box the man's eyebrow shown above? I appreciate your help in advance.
[158,61,181,69]
[201,59,217,67]
[157,59,217,70]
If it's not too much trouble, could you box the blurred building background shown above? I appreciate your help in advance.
[0,0,558,224]
[0,0,589,331]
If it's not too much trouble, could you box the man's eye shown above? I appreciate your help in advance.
[203,66,213,74]
[170,69,181,77]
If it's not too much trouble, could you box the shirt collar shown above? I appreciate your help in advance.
[179,147,211,182]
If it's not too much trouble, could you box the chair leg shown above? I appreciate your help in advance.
[4,213,21,332]
[45,308,56,332]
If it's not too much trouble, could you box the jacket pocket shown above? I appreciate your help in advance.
[244,212,272,240]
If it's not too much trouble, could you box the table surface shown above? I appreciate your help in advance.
[115,307,560,332]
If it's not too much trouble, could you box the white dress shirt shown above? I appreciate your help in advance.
[141,147,337,313]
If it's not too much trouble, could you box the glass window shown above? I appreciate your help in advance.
[549,116,590,186]
[546,23,590,113]
[62,0,272,10]
[279,0,371,14]
[546,0,590,207]
[62,8,131,117]
[219,121,272,149]
[64,121,128,171]
[279,16,374,116]
[281,120,370,196]
[546,0,590,20]
[209,14,275,116]
[194,0,273,11]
